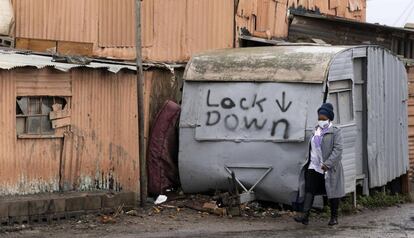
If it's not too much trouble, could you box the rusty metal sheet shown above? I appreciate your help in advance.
[62,69,139,192]
[0,66,140,195]
[13,0,99,43]
[236,0,366,43]
[0,69,61,195]
[12,0,234,62]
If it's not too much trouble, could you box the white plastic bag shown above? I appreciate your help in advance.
[0,0,14,36]
[154,195,168,205]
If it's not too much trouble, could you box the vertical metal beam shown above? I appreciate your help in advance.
[135,0,147,207]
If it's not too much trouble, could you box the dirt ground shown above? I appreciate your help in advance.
[1,195,414,238]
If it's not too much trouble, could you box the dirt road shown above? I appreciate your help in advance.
[2,202,414,238]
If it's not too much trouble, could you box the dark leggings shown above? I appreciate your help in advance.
[304,169,340,218]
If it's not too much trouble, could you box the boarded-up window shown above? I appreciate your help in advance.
[16,96,67,136]
[328,79,354,124]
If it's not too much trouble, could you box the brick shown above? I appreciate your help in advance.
[65,196,85,212]
[50,198,66,213]
[8,201,29,217]
[117,192,137,207]
[101,194,120,208]
[84,194,102,211]
[0,202,9,218]
[29,199,51,216]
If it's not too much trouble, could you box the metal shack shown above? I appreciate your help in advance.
[0,49,139,196]
[179,46,409,204]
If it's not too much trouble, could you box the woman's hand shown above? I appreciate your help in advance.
[321,164,328,172]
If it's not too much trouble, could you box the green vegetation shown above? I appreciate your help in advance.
[357,191,411,208]
[315,191,411,218]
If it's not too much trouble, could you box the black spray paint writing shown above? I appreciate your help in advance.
[275,92,292,112]
[205,89,293,139]
[207,90,266,112]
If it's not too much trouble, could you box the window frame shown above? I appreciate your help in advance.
[16,96,68,139]
[328,79,354,125]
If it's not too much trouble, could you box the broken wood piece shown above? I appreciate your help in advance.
[202,202,227,216]
[160,205,177,209]
[52,117,71,128]
[49,109,71,120]
[52,103,63,111]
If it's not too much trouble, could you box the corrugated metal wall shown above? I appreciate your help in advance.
[12,0,365,61]
[0,67,140,195]
[338,124,357,194]
[13,0,99,43]
[236,0,366,42]
[0,69,62,195]
[12,0,235,62]
[63,69,139,192]
[367,47,409,188]
[406,65,414,180]
[328,49,357,194]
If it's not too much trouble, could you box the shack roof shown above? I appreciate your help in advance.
[184,46,349,84]
[0,48,136,73]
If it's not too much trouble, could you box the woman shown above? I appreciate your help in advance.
[294,103,345,226]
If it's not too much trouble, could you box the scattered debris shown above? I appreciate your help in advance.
[99,215,116,224]
[154,195,168,205]
[99,204,124,224]
[125,210,139,216]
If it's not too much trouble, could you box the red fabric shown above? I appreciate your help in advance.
[147,100,181,196]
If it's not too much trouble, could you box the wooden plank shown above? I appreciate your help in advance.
[57,41,94,57]
[401,173,411,194]
[15,38,29,49]
[15,38,57,52]
[51,117,71,129]
[50,109,71,120]
[17,134,64,139]
[16,88,72,96]
[408,105,414,115]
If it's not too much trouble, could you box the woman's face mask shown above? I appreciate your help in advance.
[318,120,330,128]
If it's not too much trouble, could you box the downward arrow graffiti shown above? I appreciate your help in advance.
[275,91,292,112]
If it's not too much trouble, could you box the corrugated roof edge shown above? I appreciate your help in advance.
[184,45,352,84]
[0,48,187,73]
[0,48,136,73]
[290,11,414,34]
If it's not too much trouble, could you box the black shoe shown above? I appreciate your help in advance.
[328,217,338,226]
[294,214,309,225]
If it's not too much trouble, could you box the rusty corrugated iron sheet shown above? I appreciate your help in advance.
[0,69,62,195]
[288,13,414,60]
[236,0,366,42]
[98,0,135,47]
[63,69,139,192]
[13,0,99,43]
[0,66,140,195]
[12,0,234,62]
